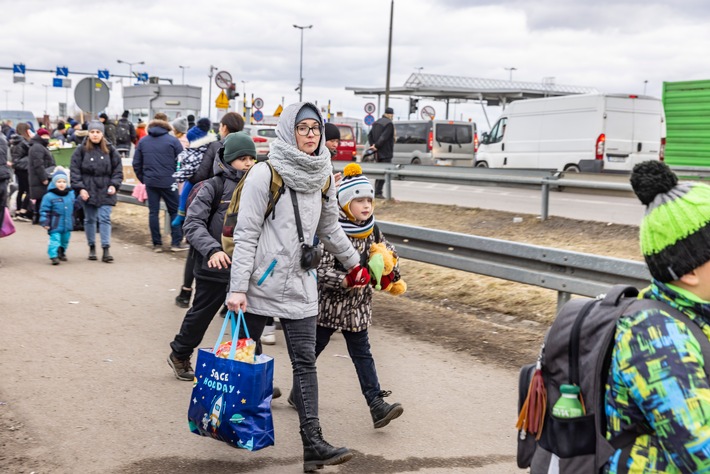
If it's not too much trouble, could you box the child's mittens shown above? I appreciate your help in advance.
[172,212,185,227]
[343,265,371,288]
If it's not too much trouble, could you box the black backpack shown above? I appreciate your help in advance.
[116,120,131,146]
[517,285,710,473]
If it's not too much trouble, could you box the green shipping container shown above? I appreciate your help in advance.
[662,80,710,167]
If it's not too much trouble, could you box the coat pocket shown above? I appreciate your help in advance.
[256,258,278,286]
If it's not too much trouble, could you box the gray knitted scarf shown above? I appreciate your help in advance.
[269,138,333,193]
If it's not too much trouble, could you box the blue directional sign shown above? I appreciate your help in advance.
[253,110,264,122]
[13,63,25,74]
[56,66,69,77]
[98,69,110,80]
[364,114,375,126]
[53,78,63,87]
[137,73,149,82]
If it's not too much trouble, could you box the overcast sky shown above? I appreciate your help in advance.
[2,0,709,130]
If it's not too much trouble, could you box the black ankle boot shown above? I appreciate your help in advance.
[300,422,353,472]
[57,247,67,261]
[102,246,113,263]
[369,390,404,429]
[175,288,192,308]
[88,245,97,260]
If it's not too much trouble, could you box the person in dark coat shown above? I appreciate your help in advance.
[99,113,117,145]
[27,128,56,224]
[367,107,395,198]
[9,123,32,221]
[168,131,256,380]
[70,121,123,262]
[132,118,185,252]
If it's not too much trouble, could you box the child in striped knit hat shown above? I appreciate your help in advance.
[288,163,405,429]
[604,160,710,473]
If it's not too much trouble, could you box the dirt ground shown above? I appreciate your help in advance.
[109,199,641,371]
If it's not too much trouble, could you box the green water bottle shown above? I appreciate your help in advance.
[552,384,584,418]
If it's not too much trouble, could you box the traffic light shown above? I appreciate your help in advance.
[226,84,238,100]
[409,98,419,115]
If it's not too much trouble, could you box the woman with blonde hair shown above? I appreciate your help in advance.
[70,120,123,262]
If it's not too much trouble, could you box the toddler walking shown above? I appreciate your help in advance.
[39,169,75,265]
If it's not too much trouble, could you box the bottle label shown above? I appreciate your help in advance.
[552,405,583,418]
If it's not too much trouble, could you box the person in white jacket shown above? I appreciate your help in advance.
[226,102,370,472]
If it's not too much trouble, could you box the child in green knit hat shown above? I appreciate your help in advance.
[604,160,710,473]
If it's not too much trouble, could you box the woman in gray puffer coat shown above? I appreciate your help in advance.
[226,102,371,473]
[70,121,122,262]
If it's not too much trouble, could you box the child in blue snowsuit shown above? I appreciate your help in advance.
[40,170,75,265]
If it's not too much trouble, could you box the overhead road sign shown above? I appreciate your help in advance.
[53,78,71,88]
[56,66,69,77]
[13,64,25,74]
[136,72,149,82]
[215,71,232,89]
[98,69,110,80]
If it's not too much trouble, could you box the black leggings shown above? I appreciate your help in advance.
[14,169,31,214]
[182,246,196,289]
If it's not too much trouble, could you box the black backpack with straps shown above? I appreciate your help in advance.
[517,285,710,473]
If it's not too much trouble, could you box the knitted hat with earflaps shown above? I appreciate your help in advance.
[631,160,710,282]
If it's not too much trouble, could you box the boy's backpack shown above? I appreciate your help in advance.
[517,285,710,473]
[220,161,331,255]
[184,176,225,227]
[115,120,131,146]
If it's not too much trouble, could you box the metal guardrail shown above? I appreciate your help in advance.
[377,221,649,310]
[118,180,649,311]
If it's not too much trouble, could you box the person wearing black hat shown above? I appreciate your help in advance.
[324,122,341,158]
[99,113,117,145]
[187,114,196,129]
[116,110,137,150]
[367,107,395,198]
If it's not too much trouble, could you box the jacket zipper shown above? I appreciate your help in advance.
[257,259,277,286]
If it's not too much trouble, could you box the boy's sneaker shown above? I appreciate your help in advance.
[167,353,194,381]
[58,247,67,261]
[51,257,60,265]
[170,243,190,252]
[153,245,163,253]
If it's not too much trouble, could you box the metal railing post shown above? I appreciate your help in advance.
[385,171,392,200]
[557,291,572,313]
[541,181,550,221]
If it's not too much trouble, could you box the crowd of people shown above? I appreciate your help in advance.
[1,105,405,472]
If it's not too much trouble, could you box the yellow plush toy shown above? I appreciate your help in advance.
[367,242,407,296]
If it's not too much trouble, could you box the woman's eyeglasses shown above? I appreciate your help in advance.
[295,125,322,136]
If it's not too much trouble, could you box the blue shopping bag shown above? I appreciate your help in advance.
[187,309,275,451]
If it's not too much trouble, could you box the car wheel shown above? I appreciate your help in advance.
[411,158,421,165]
[564,165,581,173]
[475,161,488,168]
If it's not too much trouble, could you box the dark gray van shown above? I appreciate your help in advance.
[393,120,477,166]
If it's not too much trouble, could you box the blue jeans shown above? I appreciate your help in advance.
[84,204,113,248]
[48,231,71,259]
[281,316,320,428]
[316,326,381,405]
[146,185,181,246]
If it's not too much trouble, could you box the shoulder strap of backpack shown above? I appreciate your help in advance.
[265,161,285,220]
[209,175,225,214]
[373,223,381,244]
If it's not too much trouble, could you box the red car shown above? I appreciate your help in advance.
[331,123,357,161]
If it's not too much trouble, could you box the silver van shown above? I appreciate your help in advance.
[393,120,477,166]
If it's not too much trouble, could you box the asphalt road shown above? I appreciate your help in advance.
[0,222,520,474]
[389,180,645,226]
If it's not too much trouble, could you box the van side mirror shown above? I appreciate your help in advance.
[481,132,489,144]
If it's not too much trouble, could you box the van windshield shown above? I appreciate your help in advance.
[337,126,354,140]
[395,123,429,144]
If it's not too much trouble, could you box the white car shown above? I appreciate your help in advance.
[243,125,277,160]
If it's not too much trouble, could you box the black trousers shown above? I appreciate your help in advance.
[0,179,7,230]
[14,169,31,214]
[170,277,268,359]
[374,157,392,196]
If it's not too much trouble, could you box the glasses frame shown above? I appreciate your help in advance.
[295,124,322,136]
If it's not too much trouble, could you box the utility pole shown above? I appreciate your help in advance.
[293,24,313,102]
[179,65,190,85]
[207,65,218,122]
[384,0,394,109]
[42,84,49,116]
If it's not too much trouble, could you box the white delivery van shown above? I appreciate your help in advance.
[475,94,665,172]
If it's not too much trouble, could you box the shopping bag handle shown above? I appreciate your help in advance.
[213,309,252,360]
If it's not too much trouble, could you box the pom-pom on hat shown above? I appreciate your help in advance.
[631,160,710,282]
[338,163,374,220]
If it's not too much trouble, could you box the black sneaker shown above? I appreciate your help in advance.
[51,257,60,265]
[175,288,192,308]
[167,353,194,381]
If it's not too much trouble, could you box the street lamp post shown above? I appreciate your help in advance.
[384,0,394,109]
[116,59,145,81]
[42,84,49,116]
[505,67,517,82]
[207,65,218,122]
[293,24,313,102]
[20,82,34,111]
[179,65,190,85]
